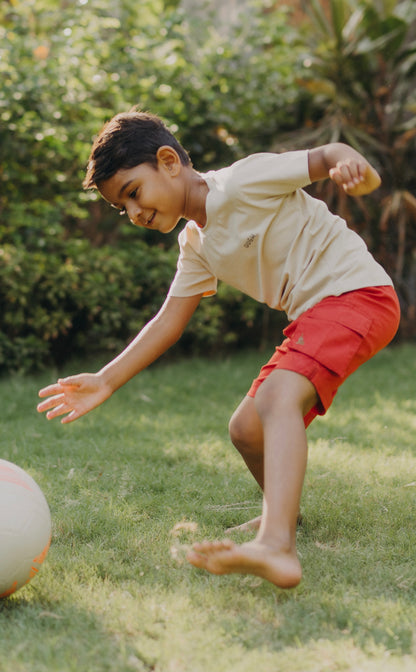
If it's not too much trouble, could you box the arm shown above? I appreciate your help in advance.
[37,293,202,423]
[308,143,381,196]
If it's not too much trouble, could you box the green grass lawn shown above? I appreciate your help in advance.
[0,343,415,672]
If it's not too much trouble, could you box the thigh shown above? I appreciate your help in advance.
[254,368,319,420]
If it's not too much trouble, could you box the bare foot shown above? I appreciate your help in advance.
[225,512,303,535]
[187,539,302,588]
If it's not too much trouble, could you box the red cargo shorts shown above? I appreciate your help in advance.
[247,286,400,427]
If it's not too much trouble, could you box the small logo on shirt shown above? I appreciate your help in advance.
[244,234,257,248]
[296,334,305,345]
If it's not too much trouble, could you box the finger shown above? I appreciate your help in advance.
[355,161,367,181]
[37,394,66,413]
[38,379,82,399]
[331,161,362,189]
[344,160,361,181]
[329,166,350,189]
[329,166,343,185]
[342,175,364,193]
[61,409,81,424]
[338,169,361,192]
[45,403,73,420]
[338,163,358,186]
[58,376,83,388]
[38,383,65,398]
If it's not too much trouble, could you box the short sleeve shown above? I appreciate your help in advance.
[168,223,217,299]
[230,151,311,201]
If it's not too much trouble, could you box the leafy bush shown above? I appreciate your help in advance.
[1,0,415,373]
[0,231,288,373]
[0,237,172,372]
[0,0,300,372]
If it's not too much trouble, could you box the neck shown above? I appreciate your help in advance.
[183,168,208,226]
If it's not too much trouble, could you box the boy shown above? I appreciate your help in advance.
[37,111,400,589]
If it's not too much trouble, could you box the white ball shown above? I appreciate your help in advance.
[0,459,51,598]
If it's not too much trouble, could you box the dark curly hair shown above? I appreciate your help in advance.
[83,109,191,189]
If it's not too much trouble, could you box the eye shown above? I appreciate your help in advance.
[128,189,137,199]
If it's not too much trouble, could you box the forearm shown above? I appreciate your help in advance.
[37,294,202,424]
[99,313,181,392]
[98,293,201,394]
[308,143,361,180]
[308,143,381,195]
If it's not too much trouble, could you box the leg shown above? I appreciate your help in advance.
[226,393,307,534]
[229,395,264,489]
[187,369,318,588]
[254,369,316,550]
[225,397,264,533]
[187,288,400,586]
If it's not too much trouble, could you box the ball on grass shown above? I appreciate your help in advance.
[0,459,51,598]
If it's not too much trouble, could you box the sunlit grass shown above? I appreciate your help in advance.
[0,344,415,671]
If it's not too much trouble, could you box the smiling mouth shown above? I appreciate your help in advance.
[145,211,156,227]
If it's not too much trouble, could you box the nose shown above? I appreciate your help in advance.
[127,203,144,227]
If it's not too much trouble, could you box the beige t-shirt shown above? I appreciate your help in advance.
[168,151,392,321]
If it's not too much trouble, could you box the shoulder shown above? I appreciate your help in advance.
[203,151,309,193]
[220,151,311,197]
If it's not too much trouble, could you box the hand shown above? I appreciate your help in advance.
[37,373,113,424]
[329,159,381,196]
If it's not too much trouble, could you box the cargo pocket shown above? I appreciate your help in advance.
[283,304,372,377]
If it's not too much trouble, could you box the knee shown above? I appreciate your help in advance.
[228,407,262,453]
[228,411,246,447]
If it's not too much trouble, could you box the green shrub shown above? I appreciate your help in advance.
[0,237,175,372]
[0,0,300,372]
[2,0,415,372]
[0,231,288,373]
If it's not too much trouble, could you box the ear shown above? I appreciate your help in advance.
[156,146,181,176]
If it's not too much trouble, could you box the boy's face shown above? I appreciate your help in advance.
[99,147,186,234]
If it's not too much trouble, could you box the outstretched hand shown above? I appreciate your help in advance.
[329,158,381,196]
[37,373,113,424]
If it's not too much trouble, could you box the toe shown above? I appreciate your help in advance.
[186,550,205,568]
